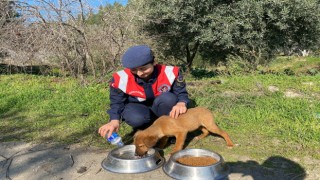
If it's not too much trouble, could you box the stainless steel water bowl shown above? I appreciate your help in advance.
[163,148,229,180]
[101,145,164,174]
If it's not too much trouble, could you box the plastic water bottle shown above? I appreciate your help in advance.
[107,132,124,147]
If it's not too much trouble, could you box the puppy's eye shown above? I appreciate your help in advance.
[138,145,144,147]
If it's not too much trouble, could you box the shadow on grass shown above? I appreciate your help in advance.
[0,109,31,141]
[1,109,101,147]
[0,63,54,75]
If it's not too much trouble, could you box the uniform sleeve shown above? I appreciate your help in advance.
[107,77,128,121]
[171,69,190,105]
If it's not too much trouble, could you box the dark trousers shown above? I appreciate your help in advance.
[121,92,178,129]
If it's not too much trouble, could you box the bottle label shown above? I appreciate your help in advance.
[107,132,119,142]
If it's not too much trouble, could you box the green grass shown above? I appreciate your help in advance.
[0,75,110,145]
[262,56,320,75]
[1,70,320,169]
[186,74,320,160]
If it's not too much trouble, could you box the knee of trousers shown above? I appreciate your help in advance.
[121,104,153,128]
[153,92,178,107]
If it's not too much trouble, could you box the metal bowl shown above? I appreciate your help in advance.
[101,145,165,174]
[163,149,229,180]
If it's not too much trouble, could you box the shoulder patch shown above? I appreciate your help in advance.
[177,75,185,83]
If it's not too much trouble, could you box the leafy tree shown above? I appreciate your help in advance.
[262,0,320,55]
[86,5,104,25]
[137,0,320,70]
[138,0,224,70]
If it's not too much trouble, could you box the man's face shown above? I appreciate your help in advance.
[130,62,155,80]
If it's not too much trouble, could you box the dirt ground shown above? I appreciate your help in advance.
[0,141,319,180]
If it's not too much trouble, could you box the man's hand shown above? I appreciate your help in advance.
[169,102,187,119]
[98,120,120,139]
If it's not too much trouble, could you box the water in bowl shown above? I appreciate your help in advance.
[115,150,148,159]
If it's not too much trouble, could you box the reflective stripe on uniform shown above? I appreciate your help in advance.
[164,66,176,84]
[137,97,146,102]
[117,70,128,93]
[113,65,178,101]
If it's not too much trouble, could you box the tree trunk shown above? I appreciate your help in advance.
[185,41,200,72]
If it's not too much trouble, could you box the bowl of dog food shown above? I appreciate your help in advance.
[163,148,229,180]
[101,145,165,173]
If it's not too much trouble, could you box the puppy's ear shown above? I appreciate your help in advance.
[144,135,158,148]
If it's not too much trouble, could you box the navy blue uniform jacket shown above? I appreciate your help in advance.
[107,67,189,121]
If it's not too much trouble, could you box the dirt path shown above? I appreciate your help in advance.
[0,142,319,180]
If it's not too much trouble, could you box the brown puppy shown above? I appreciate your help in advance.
[134,107,234,156]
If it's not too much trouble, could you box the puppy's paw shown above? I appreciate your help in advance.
[170,149,180,155]
[164,154,172,159]
[194,136,200,140]
[227,145,234,149]
[227,143,239,149]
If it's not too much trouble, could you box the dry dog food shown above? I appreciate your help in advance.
[176,156,218,166]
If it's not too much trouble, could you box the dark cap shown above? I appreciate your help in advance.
[121,45,154,68]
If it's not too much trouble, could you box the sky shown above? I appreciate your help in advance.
[26,0,128,6]
[87,0,128,8]
[90,0,128,6]
[25,0,128,12]
[22,0,128,21]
